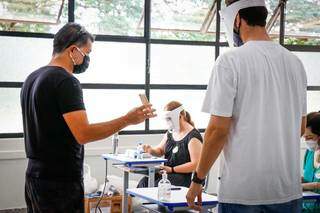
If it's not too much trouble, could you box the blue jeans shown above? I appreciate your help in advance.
[218,198,302,213]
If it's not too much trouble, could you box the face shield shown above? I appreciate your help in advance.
[163,106,184,133]
[220,0,266,47]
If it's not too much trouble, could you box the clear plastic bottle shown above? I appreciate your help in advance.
[158,171,171,202]
[136,142,144,159]
[112,133,119,155]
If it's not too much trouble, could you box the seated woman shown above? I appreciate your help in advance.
[302,112,320,212]
[137,101,203,188]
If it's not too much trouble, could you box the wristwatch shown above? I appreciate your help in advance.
[192,172,205,185]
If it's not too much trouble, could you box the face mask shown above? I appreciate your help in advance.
[233,18,243,47]
[70,47,90,74]
[233,29,243,47]
[306,139,318,151]
[163,106,184,133]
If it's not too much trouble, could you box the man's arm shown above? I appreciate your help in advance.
[302,182,320,191]
[196,115,232,179]
[63,104,155,145]
[186,115,232,211]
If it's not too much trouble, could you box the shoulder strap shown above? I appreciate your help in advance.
[188,129,203,143]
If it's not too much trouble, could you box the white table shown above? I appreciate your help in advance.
[127,187,218,212]
[303,191,320,201]
[102,153,167,213]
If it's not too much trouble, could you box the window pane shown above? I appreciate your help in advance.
[266,0,281,41]
[0,37,146,84]
[285,0,320,45]
[149,90,209,130]
[293,52,320,86]
[0,36,52,82]
[150,44,214,84]
[78,42,145,84]
[308,91,320,113]
[0,0,67,33]
[0,89,146,134]
[150,0,215,41]
[0,88,22,133]
[75,0,144,36]
[83,90,145,130]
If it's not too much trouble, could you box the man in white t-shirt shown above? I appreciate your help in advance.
[186,0,307,212]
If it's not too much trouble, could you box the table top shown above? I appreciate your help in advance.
[127,187,218,208]
[102,153,167,167]
[303,191,320,200]
[127,188,320,208]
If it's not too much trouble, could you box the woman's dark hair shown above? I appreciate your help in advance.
[53,23,94,55]
[307,112,320,136]
[165,101,195,127]
[225,0,268,27]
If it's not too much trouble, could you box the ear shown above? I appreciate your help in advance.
[234,13,241,29]
[68,45,77,54]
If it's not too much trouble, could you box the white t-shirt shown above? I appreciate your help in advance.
[202,41,307,205]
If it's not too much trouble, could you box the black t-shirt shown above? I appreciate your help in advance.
[21,66,85,181]
[164,129,203,187]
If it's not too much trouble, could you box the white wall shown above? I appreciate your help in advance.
[0,135,307,210]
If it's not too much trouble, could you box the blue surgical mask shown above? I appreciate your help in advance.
[233,20,243,47]
[233,31,244,47]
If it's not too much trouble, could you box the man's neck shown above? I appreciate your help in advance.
[48,54,74,74]
[242,27,272,43]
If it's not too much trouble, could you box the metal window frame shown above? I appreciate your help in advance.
[0,0,320,139]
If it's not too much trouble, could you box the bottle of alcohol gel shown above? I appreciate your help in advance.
[158,171,171,202]
[112,133,119,155]
[136,142,144,159]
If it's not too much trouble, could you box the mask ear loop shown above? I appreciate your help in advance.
[69,52,77,65]
[75,46,86,57]
[69,46,85,66]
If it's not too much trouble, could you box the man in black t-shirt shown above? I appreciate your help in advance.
[21,23,155,213]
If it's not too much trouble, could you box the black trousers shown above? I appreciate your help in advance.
[25,176,84,213]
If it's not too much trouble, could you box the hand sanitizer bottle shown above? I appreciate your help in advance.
[112,133,119,155]
[137,142,144,159]
[158,171,171,202]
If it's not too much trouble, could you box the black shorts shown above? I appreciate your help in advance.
[25,176,84,213]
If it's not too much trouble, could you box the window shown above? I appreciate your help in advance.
[0,36,52,82]
[307,91,320,113]
[149,0,217,41]
[75,0,144,36]
[150,44,214,84]
[0,0,319,138]
[294,52,320,86]
[78,42,145,84]
[0,0,68,33]
[83,90,145,130]
[0,88,22,134]
[285,0,320,45]
[150,90,209,130]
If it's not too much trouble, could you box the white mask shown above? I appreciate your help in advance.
[305,139,318,151]
[220,0,266,47]
[163,106,184,133]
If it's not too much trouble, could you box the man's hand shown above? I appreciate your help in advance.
[159,165,173,174]
[125,104,156,125]
[186,182,203,211]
